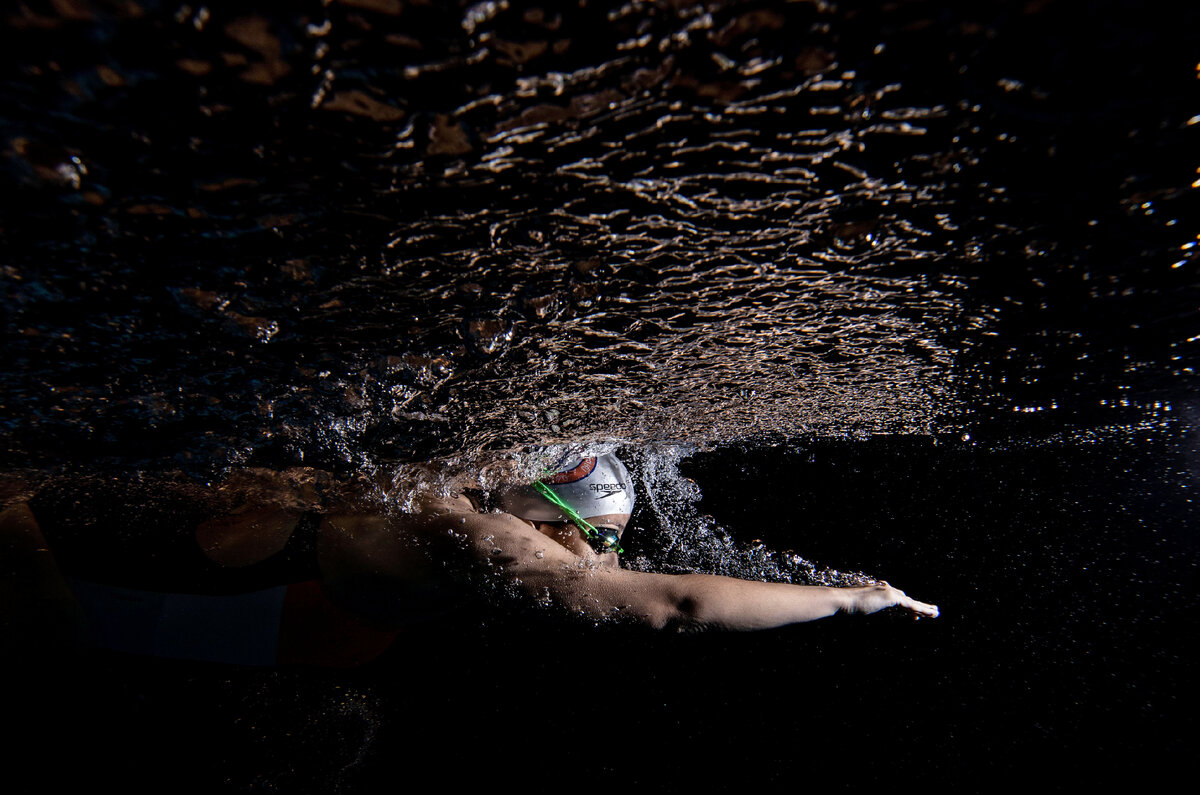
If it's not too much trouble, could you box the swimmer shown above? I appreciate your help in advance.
[382,452,940,630]
[0,452,937,666]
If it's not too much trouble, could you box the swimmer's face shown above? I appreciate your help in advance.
[531,512,631,560]
[583,513,631,535]
[532,513,630,534]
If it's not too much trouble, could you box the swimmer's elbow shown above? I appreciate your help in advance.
[637,594,685,630]
[659,587,725,630]
[488,546,715,631]
[625,575,709,631]
[639,591,731,631]
[504,563,689,630]
[646,574,774,631]
[598,572,737,631]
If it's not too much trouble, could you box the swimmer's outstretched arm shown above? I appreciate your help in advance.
[417,497,938,630]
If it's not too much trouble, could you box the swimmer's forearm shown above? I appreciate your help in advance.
[665,576,847,629]
[659,575,938,630]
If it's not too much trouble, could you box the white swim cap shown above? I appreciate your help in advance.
[499,452,635,522]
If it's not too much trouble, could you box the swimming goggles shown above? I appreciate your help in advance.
[532,480,623,554]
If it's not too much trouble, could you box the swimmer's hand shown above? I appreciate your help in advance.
[842,582,939,619]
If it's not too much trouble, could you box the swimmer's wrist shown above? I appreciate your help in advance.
[831,585,882,616]
[829,586,857,615]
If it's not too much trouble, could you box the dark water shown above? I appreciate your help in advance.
[2,0,1197,790]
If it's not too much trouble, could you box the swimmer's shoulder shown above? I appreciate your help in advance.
[410,489,480,516]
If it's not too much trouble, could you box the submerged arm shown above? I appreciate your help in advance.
[417,498,938,630]
[0,501,81,652]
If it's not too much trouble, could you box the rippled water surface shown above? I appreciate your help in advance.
[2,0,1197,790]
[5,0,1191,472]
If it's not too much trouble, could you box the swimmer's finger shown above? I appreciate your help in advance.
[903,596,939,618]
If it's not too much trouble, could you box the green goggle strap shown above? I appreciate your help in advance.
[532,480,623,554]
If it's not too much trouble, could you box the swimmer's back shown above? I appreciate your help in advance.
[27,471,323,593]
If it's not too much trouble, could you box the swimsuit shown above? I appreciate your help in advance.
[29,476,398,667]
[66,578,399,667]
